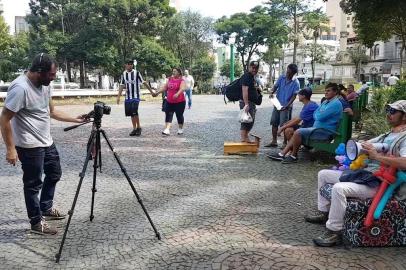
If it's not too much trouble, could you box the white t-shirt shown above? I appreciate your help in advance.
[387,76,399,86]
[183,75,194,90]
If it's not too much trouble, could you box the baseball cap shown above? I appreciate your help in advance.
[298,87,312,99]
[249,61,260,68]
[388,100,406,113]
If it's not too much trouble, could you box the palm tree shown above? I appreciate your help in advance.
[303,10,330,85]
[348,45,369,81]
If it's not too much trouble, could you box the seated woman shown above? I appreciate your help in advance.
[274,87,318,149]
[268,83,343,163]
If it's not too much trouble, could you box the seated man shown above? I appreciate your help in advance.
[356,80,369,95]
[268,83,343,164]
[269,87,318,150]
[305,100,406,247]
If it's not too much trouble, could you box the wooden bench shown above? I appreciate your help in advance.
[304,112,352,154]
[224,134,261,155]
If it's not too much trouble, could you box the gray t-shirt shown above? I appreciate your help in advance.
[5,74,53,148]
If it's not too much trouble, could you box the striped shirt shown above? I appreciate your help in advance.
[120,70,143,100]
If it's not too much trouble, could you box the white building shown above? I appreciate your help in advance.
[15,16,29,34]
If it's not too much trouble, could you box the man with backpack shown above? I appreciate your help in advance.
[239,61,260,142]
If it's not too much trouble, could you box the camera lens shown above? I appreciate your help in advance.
[103,105,111,115]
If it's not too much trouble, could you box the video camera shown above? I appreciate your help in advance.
[345,139,389,161]
[93,101,111,119]
[84,101,111,121]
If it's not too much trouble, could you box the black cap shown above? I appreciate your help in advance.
[298,87,312,99]
[126,60,134,65]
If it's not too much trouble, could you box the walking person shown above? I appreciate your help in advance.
[0,53,85,235]
[183,70,195,109]
[265,64,300,147]
[116,59,155,136]
[153,68,187,135]
[158,74,168,112]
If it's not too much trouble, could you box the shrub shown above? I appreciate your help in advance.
[362,81,406,136]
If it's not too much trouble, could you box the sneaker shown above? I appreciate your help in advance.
[42,208,67,221]
[264,142,278,148]
[313,229,343,247]
[267,152,285,161]
[129,129,137,136]
[31,220,58,235]
[304,210,328,224]
[162,129,170,136]
[281,155,298,164]
[135,127,142,136]
[177,129,183,135]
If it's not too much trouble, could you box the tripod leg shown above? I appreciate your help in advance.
[100,129,161,240]
[56,131,96,263]
[89,131,100,222]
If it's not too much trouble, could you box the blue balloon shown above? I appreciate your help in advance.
[374,171,406,219]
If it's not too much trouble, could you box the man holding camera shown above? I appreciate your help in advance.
[0,53,85,235]
[305,100,406,247]
[116,60,155,136]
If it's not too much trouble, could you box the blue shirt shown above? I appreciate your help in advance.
[300,101,319,128]
[339,97,351,110]
[274,75,300,107]
[313,97,343,132]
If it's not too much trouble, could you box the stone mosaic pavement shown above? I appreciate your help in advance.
[0,95,405,269]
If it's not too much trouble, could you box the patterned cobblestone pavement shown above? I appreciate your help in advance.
[0,95,405,269]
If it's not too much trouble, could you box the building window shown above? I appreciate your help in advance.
[331,27,336,32]
[347,17,351,20]
[374,44,380,59]
[347,24,350,28]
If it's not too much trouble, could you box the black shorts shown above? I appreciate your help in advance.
[125,99,139,116]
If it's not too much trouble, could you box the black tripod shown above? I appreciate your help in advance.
[55,115,161,263]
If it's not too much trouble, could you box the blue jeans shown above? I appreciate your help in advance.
[184,89,192,108]
[16,144,62,225]
[298,127,334,143]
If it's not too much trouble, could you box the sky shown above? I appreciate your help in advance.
[3,0,324,34]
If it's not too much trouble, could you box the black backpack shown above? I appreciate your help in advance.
[223,78,242,104]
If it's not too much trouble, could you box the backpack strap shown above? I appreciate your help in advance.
[389,131,406,157]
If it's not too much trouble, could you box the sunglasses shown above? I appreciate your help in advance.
[385,106,401,115]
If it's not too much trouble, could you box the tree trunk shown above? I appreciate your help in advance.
[292,6,298,65]
[311,60,315,86]
[400,41,405,79]
[268,63,274,87]
[66,60,72,82]
[79,61,85,89]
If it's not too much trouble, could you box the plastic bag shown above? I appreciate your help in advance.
[239,109,253,123]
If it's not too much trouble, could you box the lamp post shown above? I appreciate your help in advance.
[229,33,237,82]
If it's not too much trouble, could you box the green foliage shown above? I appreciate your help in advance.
[0,33,31,81]
[215,6,287,70]
[220,59,243,78]
[0,15,12,53]
[26,0,175,86]
[197,81,214,94]
[192,56,216,88]
[265,0,314,64]
[340,0,406,74]
[160,10,213,71]
[362,81,406,135]
[135,38,180,80]
[347,45,369,81]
